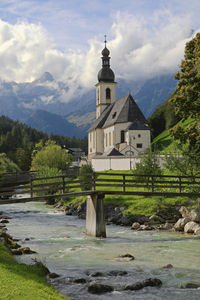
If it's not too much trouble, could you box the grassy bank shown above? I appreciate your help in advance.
[0,242,68,300]
[63,170,197,217]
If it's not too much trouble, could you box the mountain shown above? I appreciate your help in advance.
[25,110,85,138]
[0,72,176,137]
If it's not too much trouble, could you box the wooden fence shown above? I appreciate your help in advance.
[0,172,200,204]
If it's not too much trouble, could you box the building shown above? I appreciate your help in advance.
[88,38,150,169]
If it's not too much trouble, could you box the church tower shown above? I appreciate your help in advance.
[96,36,117,119]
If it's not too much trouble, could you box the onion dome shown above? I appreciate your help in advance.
[97,36,115,83]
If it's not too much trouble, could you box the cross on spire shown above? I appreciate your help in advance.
[104,34,107,47]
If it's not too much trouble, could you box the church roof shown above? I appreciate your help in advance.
[89,93,150,131]
[107,148,124,156]
[102,94,150,129]
[88,103,114,131]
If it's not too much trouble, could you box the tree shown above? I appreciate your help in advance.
[170,32,200,150]
[133,148,162,178]
[31,140,73,171]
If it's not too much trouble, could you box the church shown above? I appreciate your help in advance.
[88,38,150,168]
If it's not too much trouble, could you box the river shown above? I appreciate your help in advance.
[1,201,200,300]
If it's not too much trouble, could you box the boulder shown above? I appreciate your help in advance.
[139,224,153,231]
[184,221,200,234]
[107,270,127,276]
[115,254,135,262]
[19,247,37,254]
[90,271,104,277]
[123,278,162,291]
[73,278,87,284]
[48,272,60,279]
[190,209,200,223]
[160,264,173,269]
[131,222,140,230]
[88,283,114,294]
[174,218,190,231]
[179,206,190,218]
[183,283,200,289]
[0,219,9,224]
[149,215,164,224]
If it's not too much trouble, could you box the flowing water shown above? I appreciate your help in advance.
[1,201,200,300]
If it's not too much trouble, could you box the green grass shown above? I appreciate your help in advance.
[63,170,197,217]
[0,243,68,300]
[152,117,195,151]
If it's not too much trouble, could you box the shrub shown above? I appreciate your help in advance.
[79,164,95,191]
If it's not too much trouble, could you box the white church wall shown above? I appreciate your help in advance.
[103,125,115,153]
[114,122,132,144]
[91,157,141,171]
[127,130,151,152]
[96,128,104,154]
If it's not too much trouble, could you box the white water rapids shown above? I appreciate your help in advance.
[1,201,200,300]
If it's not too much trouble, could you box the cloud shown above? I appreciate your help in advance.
[0,10,198,102]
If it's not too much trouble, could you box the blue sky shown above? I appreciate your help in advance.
[0,0,199,101]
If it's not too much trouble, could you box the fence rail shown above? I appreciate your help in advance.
[0,172,200,204]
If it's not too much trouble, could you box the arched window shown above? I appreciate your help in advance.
[121,130,125,143]
[106,88,111,99]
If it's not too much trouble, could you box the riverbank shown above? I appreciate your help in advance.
[0,220,68,300]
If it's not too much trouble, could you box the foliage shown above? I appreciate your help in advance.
[164,144,200,177]
[31,140,73,171]
[0,153,20,174]
[0,242,67,300]
[133,148,162,178]
[148,99,180,139]
[79,164,95,191]
[33,166,63,197]
[170,32,200,150]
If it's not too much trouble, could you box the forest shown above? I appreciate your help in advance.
[0,115,87,171]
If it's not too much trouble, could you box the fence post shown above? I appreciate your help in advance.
[179,176,182,193]
[123,175,126,192]
[151,176,154,193]
[30,178,33,198]
[62,176,65,194]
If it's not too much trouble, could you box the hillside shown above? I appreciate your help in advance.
[0,116,88,170]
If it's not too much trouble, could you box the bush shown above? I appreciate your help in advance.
[79,164,95,191]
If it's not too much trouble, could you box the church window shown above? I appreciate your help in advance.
[90,132,92,142]
[97,88,100,104]
[121,130,125,143]
[137,143,142,148]
[93,131,95,148]
[138,134,141,138]
[109,132,111,146]
[112,112,117,119]
[113,131,114,144]
[106,88,111,99]
[105,133,108,147]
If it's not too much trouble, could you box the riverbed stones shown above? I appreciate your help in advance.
[182,283,200,289]
[115,254,135,262]
[0,219,9,223]
[88,283,114,294]
[184,221,200,234]
[190,209,200,222]
[160,264,173,269]
[179,206,190,218]
[174,218,190,231]
[131,222,140,230]
[48,272,60,279]
[149,215,164,224]
[73,278,87,284]
[123,278,162,291]
[107,270,128,276]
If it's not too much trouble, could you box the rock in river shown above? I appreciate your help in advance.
[88,283,114,294]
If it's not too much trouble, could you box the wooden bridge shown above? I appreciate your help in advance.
[1,172,200,237]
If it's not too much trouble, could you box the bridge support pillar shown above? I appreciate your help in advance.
[86,193,106,238]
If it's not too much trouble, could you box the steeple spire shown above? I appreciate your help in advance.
[98,36,115,82]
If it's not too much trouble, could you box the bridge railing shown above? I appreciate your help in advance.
[1,172,200,201]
